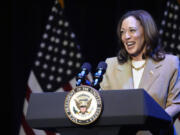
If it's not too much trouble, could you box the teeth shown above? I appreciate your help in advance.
[127,42,134,46]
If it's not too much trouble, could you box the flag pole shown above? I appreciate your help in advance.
[58,0,64,8]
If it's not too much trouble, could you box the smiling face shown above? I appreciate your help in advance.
[120,16,146,60]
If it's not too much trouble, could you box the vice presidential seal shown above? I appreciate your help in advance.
[64,85,102,125]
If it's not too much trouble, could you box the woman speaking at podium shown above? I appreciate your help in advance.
[100,10,180,135]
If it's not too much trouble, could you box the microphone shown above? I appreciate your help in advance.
[92,61,107,89]
[76,62,92,86]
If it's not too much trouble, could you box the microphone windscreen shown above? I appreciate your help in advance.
[81,62,92,72]
[97,61,107,70]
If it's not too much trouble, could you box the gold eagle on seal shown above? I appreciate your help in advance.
[74,98,92,114]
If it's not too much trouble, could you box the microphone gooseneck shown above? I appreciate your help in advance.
[92,61,107,89]
[76,62,92,86]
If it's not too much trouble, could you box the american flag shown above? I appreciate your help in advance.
[159,0,180,58]
[159,0,180,134]
[19,0,92,135]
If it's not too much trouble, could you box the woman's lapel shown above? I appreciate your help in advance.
[138,58,161,91]
[116,59,134,89]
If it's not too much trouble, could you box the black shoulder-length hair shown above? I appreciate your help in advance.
[117,10,165,64]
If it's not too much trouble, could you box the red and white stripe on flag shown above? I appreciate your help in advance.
[19,72,92,135]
